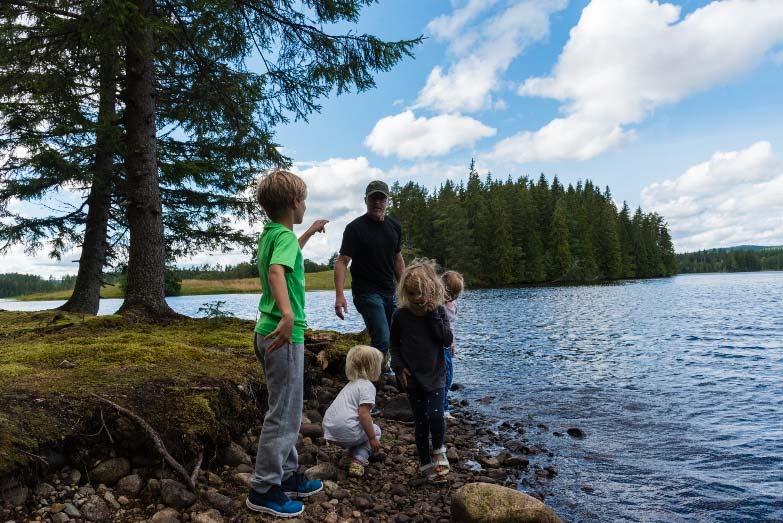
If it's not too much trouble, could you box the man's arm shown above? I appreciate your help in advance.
[334,254,351,319]
[394,252,405,281]
[264,264,294,351]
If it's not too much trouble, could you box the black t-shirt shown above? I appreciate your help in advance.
[339,214,402,295]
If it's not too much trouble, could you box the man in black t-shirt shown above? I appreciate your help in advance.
[334,181,405,366]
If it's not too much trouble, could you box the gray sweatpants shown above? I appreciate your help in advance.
[251,334,304,494]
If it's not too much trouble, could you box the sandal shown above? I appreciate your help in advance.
[432,447,450,476]
[348,460,365,477]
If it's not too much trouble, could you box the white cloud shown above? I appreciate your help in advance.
[641,141,783,252]
[427,0,497,42]
[493,0,783,163]
[417,0,567,113]
[364,110,496,159]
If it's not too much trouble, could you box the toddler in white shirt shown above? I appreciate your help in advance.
[322,345,383,477]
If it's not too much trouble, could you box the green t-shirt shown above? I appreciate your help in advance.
[254,221,307,343]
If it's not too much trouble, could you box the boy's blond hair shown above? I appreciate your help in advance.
[345,345,383,382]
[397,259,445,312]
[442,270,464,302]
[255,169,307,219]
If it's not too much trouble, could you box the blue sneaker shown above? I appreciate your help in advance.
[245,485,304,518]
[281,471,323,499]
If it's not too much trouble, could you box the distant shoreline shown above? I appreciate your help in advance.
[12,270,351,301]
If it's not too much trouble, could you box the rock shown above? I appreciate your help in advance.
[34,483,55,498]
[117,495,130,505]
[103,491,121,509]
[232,473,252,488]
[80,495,111,522]
[69,470,81,484]
[51,513,69,523]
[501,455,529,468]
[192,509,223,523]
[479,456,499,469]
[0,477,28,507]
[221,442,251,466]
[331,488,350,500]
[477,395,495,405]
[300,423,323,438]
[390,484,407,497]
[150,507,181,523]
[381,396,414,422]
[206,472,223,486]
[447,447,460,461]
[89,458,131,485]
[63,503,80,517]
[566,427,585,438]
[354,496,372,510]
[304,463,338,481]
[235,463,253,473]
[451,483,562,523]
[49,503,66,513]
[204,491,239,516]
[160,479,196,508]
[322,480,339,497]
[116,474,143,496]
[304,409,323,423]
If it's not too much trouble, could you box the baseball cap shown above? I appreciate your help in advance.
[365,180,390,198]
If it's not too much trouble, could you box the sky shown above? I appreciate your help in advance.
[4,0,783,277]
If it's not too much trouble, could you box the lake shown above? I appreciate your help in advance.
[2,272,782,522]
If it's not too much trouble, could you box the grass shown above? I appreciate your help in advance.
[13,270,352,301]
[0,310,362,475]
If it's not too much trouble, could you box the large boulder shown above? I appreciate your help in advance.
[381,395,413,422]
[89,457,131,485]
[451,482,562,523]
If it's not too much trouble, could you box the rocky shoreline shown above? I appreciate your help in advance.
[2,370,565,523]
[1,313,565,522]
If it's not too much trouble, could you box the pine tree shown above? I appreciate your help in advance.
[2,0,422,319]
[548,200,572,280]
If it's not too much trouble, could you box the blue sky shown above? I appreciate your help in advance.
[4,0,783,275]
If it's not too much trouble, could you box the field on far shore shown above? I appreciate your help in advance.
[14,270,350,301]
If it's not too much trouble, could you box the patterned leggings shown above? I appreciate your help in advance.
[406,388,445,466]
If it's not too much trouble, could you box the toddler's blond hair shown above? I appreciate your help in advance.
[442,270,464,302]
[255,168,307,219]
[397,259,445,312]
[345,345,383,382]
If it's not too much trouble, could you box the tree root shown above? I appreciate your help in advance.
[91,393,201,491]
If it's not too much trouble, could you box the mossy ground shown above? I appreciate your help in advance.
[0,310,363,477]
[13,270,352,301]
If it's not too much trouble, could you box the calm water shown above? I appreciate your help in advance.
[3,272,782,522]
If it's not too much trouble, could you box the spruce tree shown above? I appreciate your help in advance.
[549,200,572,280]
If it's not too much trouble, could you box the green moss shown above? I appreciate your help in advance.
[0,310,364,476]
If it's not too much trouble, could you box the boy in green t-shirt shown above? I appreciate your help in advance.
[246,169,328,518]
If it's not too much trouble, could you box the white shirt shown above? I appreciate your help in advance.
[322,379,376,443]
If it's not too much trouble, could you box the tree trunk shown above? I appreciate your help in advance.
[117,0,176,320]
[58,46,117,315]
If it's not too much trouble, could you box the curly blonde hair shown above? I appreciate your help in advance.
[397,259,445,312]
[345,345,383,382]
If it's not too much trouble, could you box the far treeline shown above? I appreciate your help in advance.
[676,247,783,273]
[389,161,677,286]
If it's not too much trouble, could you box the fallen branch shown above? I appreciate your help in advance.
[190,449,203,488]
[90,393,199,491]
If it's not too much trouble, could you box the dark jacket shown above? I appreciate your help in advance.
[389,305,453,391]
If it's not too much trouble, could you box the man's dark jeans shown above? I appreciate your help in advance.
[353,292,396,354]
